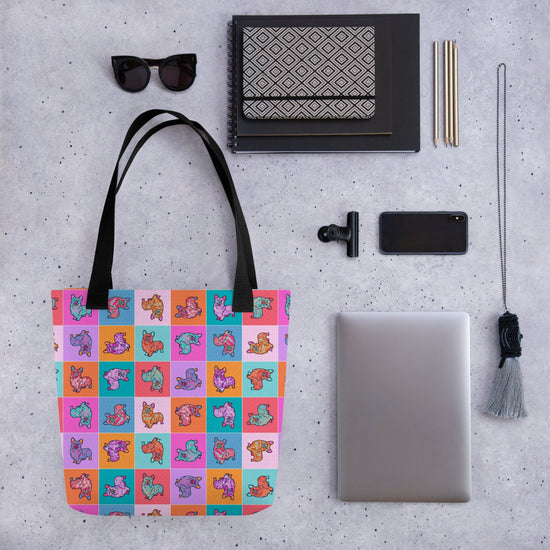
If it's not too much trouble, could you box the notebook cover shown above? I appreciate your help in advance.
[242,25,376,120]
[229,14,419,153]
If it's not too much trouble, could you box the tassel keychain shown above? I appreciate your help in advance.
[485,63,527,419]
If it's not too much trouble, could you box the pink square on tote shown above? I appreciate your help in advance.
[134,291,171,326]
[171,327,207,362]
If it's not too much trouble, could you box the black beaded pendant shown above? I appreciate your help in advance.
[485,312,526,418]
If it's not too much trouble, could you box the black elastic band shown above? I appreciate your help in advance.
[85,110,257,312]
[244,94,376,101]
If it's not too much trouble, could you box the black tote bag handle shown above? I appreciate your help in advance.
[85,109,257,312]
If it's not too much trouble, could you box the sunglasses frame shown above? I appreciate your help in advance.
[111,54,197,92]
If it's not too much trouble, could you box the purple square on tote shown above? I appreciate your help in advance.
[63,433,99,469]
[278,329,288,361]
[64,326,99,362]
[171,469,206,505]
[171,362,206,397]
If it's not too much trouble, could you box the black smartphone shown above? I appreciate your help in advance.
[379,211,468,254]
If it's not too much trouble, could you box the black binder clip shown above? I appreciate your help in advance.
[318,211,359,257]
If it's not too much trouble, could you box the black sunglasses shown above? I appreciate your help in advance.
[111,54,197,92]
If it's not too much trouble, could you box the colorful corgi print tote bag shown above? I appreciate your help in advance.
[51,110,290,516]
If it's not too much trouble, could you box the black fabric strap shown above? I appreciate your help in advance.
[85,110,257,312]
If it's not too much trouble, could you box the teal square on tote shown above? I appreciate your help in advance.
[242,362,278,397]
[135,326,171,362]
[207,505,243,516]
[98,291,134,326]
[99,362,134,397]
[135,433,171,469]
[99,504,133,516]
[99,469,134,505]
[206,398,242,433]
[242,469,277,506]
[55,362,63,396]
[206,290,243,325]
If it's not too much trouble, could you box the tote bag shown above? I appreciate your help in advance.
[51,110,290,516]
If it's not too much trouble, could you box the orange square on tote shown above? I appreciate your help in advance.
[206,361,243,398]
[171,504,206,516]
[207,469,242,505]
[171,398,206,433]
[63,362,98,397]
[171,291,207,326]
[98,433,135,469]
[65,469,99,505]
[99,326,135,362]
[278,362,286,397]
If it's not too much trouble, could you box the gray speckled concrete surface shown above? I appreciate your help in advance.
[1,1,549,548]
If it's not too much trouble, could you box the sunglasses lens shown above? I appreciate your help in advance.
[115,58,149,91]
[160,57,195,91]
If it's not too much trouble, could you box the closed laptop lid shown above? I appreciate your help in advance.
[337,312,471,502]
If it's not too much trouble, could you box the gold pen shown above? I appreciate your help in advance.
[453,41,459,147]
[448,40,454,145]
[434,41,439,147]
[443,41,449,146]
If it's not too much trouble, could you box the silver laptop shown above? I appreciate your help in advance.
[337,312,471,502]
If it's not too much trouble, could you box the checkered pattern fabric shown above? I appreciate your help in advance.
[52,288,290,516]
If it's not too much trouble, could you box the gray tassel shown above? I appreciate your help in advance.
[485,312,527,418]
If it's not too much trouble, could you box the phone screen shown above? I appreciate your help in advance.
[379,212,468,254]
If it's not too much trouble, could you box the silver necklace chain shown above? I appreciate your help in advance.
[497,63,508,312]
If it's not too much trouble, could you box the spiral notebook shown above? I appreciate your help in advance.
[228,14,419,153]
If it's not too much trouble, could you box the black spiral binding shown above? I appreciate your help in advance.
[227,19,237,151]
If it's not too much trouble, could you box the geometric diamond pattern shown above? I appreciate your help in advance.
[242,26,375,120]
